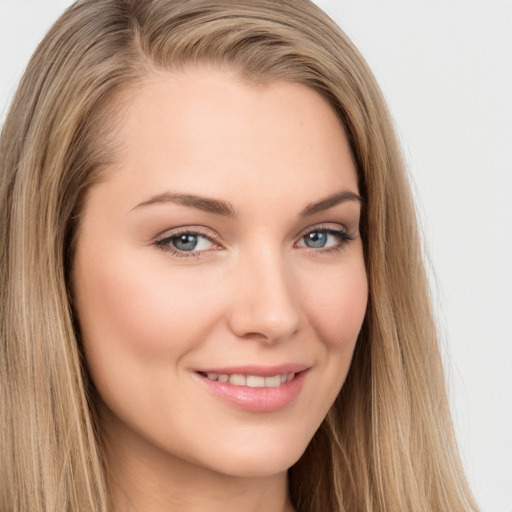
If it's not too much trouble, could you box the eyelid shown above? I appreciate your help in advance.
[296,222,350,240]
[294,223,356,251]
[154,225,222,244]
[153,226,224,257]
[153,222,356,259]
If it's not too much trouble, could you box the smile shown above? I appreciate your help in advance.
[201,372,296,388]
[195,366,308,412]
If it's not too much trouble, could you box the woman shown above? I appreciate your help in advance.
[0,0,479,511]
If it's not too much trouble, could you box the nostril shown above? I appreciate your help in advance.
[227,263,300,341]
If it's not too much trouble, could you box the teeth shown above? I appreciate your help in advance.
[229,374,246,386]
[247,375,265,388]
[203,372,296,387]
[265,375,282,387]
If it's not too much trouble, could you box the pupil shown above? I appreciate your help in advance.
[172,234,198,251]
[306,232,327,248]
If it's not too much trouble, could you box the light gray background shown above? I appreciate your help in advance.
[1,1,511,511]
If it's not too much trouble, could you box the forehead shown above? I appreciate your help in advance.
[94,67,358,212]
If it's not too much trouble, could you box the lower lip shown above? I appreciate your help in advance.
[194,371,308,413]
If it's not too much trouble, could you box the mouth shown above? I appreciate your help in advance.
[198,371,296,388]
[194,365,309,412]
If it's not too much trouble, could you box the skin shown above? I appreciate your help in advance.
[72,68,368,512]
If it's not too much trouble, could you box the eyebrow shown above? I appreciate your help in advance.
[132,193,237,217]
[132,190,362,217]
[300,190,362,216]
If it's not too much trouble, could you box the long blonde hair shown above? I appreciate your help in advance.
[0,1,479,511]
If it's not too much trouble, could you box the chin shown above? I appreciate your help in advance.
[199,432,311,479]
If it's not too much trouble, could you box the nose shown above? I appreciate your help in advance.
[226,247,301,343]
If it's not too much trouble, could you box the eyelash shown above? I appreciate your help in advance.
[154,224,355,259]
[154,228,221,259]
[296,224,355,255]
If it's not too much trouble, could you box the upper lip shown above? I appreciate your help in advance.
[195,363,310,377]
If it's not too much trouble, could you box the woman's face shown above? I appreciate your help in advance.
[72,68,368,479]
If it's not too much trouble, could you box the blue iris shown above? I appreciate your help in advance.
[172,234,199,251]
[304,232,328,248]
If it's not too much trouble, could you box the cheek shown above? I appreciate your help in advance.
[289,249,367,430]
[301,252,368,351]
[72,248,224,371]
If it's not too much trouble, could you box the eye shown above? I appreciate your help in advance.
[155,229,220,257]
[302,231,331,249]
[170,233,211,252]
[296,226,354,251]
